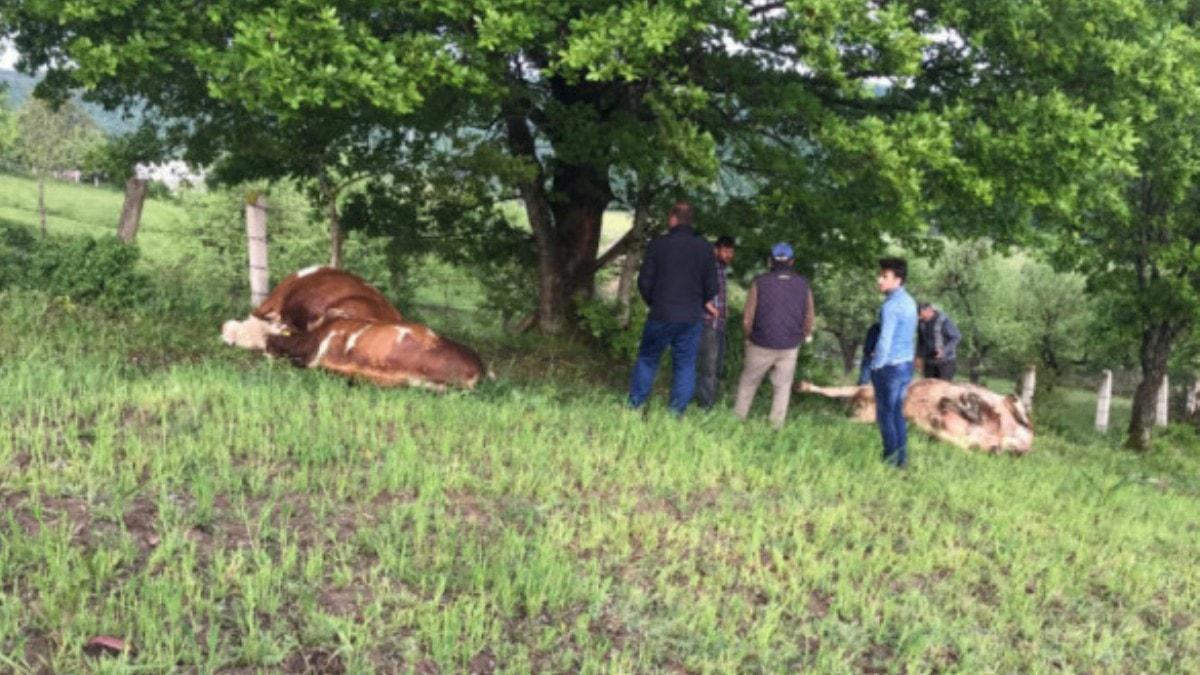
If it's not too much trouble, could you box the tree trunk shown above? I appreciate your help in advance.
[37,174,47,237]
[616,246,643,329]
[1155,375,1170,427]
[318,174,344,268]
[518,163,612,334]
[616,194,651,328]
[548,163,612,313]
[116,176,148,244]
[1095,369,1113,433]
[245,193,270,308]
[329,219,344,269]
[1186,378,1200,421]
[1126,322,1175,451]
[1019,365,1037,414]
[835,334,859,374]
[967,351,985,384]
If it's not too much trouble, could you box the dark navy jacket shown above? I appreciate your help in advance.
[637,225,719,323]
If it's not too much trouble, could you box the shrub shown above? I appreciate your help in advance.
[578,298,647,361]
[0,223,152,311]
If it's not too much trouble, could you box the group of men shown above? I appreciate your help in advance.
[627,201,961,469]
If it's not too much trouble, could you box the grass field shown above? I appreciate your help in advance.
[0,174,196,266]
[1,174,1199,672]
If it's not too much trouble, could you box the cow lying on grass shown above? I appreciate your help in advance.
[266,318,487,391]
[222,266,487,390]
[796,379,1034,454]
[221,265,402,350]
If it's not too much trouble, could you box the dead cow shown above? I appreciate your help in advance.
[266,318,487,391]
[797,379,1034,454]
[222,266,487,390]
[222,265,402,350]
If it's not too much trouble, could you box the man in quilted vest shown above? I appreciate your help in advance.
[732,243,815,428]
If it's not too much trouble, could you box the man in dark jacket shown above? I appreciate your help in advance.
[695,235,736,410]
[732,243,814,428]
[628,201,720,415]
[916,303,962,380]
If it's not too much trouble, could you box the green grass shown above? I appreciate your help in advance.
[0,174,1198,672]
[1,287,1198,673]
[0,174,197,265]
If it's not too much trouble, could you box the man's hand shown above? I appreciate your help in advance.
[705,301,719,319]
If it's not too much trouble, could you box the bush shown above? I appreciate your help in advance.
[579,298,647,361]
[0,223,152,311]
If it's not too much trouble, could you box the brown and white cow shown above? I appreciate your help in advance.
[265,318,487,391]
[796,379,1034,454]
[222,266,403,350]
[222,266,487,390]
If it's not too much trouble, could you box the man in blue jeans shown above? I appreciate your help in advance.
[870,258,917,467]
[628,201,719,415]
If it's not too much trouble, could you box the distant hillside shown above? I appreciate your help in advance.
[1,69,141,135]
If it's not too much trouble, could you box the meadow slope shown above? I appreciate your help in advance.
[0,175,1198,672]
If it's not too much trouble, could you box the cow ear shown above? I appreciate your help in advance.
[1005,394,1033,429]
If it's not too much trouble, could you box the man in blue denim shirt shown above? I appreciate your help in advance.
[870,258,917,467]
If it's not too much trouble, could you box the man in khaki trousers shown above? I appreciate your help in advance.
[733,243,815,428]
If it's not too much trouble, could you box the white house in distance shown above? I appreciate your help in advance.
[137,160,207,192]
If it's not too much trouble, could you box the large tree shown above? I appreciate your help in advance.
[1,1,1138,337]
[0,2,985,328]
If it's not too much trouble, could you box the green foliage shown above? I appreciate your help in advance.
[909,240,1091,382]
[4,0,1145,333]
[81,125,170,187]
[184,181,399,304]
[578,298,647,361]
[13,98,103,175]
[0,221,150,310]
[812,266,880,373]
[0,93,16,166]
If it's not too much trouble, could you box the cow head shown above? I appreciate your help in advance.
[221,315,282,351]
[1001,394,1035,453]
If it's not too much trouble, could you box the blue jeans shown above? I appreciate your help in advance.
[628,320,703,415]
[871,361,914,467]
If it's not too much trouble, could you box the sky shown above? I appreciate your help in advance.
[1,40,18,70]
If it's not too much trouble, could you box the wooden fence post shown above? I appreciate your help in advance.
[1095,369,1113,433]
[1186,378,1200,420]
[1019,365,1037,413]
[245,193,269,308]
[1155,375,1170,427]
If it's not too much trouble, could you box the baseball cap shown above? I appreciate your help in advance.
[771,242,794,260]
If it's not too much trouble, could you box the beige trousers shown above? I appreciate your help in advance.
[733,343,800,428]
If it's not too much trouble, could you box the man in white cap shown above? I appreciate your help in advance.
[733,242,815,428]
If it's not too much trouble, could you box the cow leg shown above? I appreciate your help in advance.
[266,331,323,368]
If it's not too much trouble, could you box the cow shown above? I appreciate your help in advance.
[222,266,402,351]
[796,379,1034,454]
[222,266,488,390]
[265,318,487,391]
